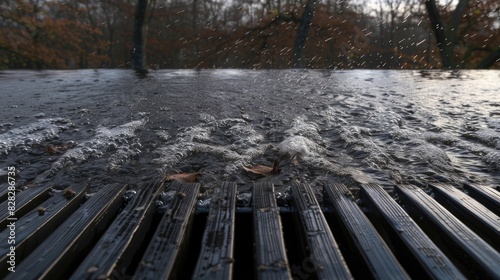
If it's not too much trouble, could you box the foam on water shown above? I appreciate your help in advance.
[0,118,71,154]
[277,116,370,182]
[194,144,251,174]
[44,119,145,177]
[277,135,323,159]
[369,109,404,130]
[154,114,267,175]
[284,116,322,142]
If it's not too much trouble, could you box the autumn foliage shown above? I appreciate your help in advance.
[0,0,498,70]
[1,0,108,69]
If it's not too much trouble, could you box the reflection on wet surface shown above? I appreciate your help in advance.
[0,69,499,200]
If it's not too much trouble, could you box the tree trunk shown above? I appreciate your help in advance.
[425,0,453,68]
[293,0,316,68]
[192,0,199,58]
[425,0,468,69]
[476,48,500,69]
[133,0,148,73]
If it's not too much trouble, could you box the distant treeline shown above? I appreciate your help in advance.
[0,0,498,69]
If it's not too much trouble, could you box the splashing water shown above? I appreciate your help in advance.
[0,118,71,155]
[47,119,145,176]
[0,69,498,195]
[153,114,268,175]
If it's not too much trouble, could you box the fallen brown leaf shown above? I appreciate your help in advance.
[164,172,201,182]
[46,144,62,154]
[242,160,279,175]
[46,143,75,155]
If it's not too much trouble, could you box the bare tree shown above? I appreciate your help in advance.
[373,0,422,68]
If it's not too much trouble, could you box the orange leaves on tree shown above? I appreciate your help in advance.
[1,0,498,69]
[0,0,108,69]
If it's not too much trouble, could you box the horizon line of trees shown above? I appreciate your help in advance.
[0,0,499,70]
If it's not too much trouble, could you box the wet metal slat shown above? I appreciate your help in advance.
[133,181,201,280]
[193,182,237,280]
[0,184,88,276]
[360,183,465,280]
[6,183,127,280]
[291,183,353,280]
[430,183,500,249]
[252,182,292,280]
[71,180,165,280]
[397,184,500,279]
[463,183,500,216]
[324,183,410,280]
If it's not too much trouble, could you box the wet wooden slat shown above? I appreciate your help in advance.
[324,183,410,280]
[360,183,465,280]
[70,180,165,280]
[0,183,9,202]
[5,183,127,280]
[291,183,353,280]
[0,184,88,277]
[430,183,500,249]
[0,185,52,229]
[133,181,201,280]
[252,182,292,280]
[463,183,500,216]
[397,184,500,279]
[193,182,237,280]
